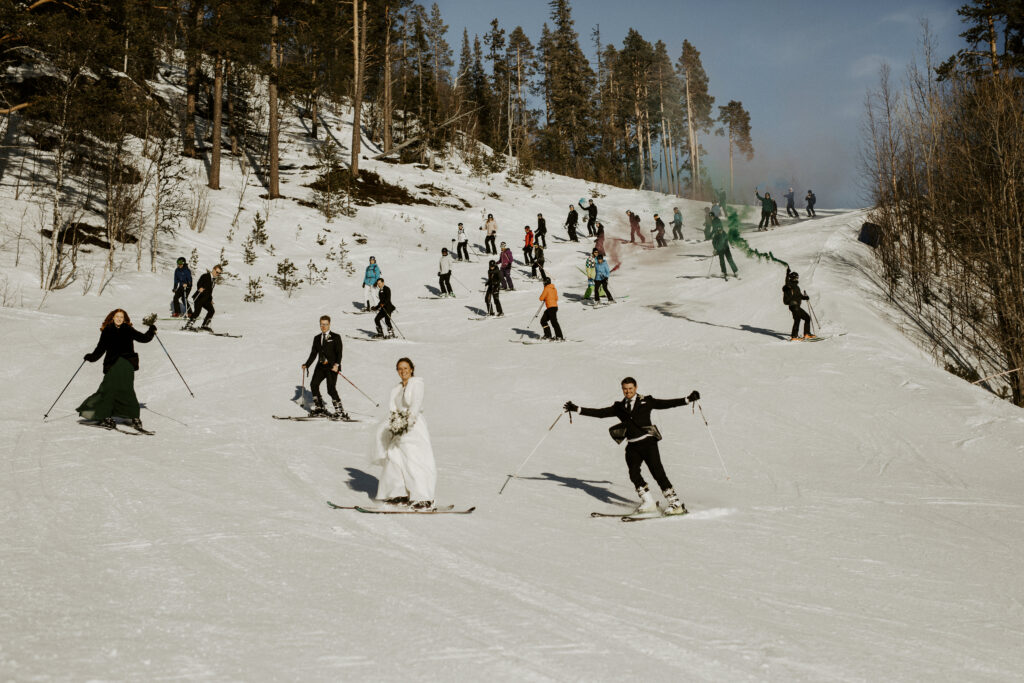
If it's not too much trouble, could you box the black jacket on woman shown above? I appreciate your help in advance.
[85,323,156,373]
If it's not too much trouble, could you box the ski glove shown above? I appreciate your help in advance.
[563,401,579,413]
[687,390,700,402]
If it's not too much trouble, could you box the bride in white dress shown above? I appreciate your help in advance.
[373,357,437,508]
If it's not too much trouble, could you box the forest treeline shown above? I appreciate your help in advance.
[861,0,1024,405]
[0,0,755,201]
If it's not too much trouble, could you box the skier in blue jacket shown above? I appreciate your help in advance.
[171,257,192,317]
[594,254,614,303]
[363,256,382,311]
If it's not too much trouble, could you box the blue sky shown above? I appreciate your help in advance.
[431,0,965,208]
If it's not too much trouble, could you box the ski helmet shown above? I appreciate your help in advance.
[543,276,551,285]
[489,260,496,267]
[176,257,186,266]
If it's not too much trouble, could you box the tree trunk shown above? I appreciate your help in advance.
[988,10,1000,76]
[684,74,698,198]
[728,135,734,201]
[268,9,281,198]
[183,0,201,158]
[383,5,393,154]
[351,0,363,177]
[209,54,223,190]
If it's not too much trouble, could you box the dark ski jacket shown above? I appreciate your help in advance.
[533,246,545,267]
[304,331,343,368]
[654,217,666,236]
[755,191,773,213]
[173,265,192,290]
[771,199,778,215]
[85,323,155,373]
[703,212,714,240]
[486,266,502,293]
[805,192,816,207]
[536,217,547,236]
[375,285,395,314]
[784,191,795,207]
[566,209,578,227]
[711,219,729,253]
[192,271,215,304]
[587,203,598,221]
[783,281,808,307]
[580,394,691,440]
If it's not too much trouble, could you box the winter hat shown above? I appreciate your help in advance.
[787,271,799,281]
[176,257,186,265]
[442,248,448,254]
[500,242,507,248]
[489,260,496,267]
[543,276,552,285]
[369,256,376,261]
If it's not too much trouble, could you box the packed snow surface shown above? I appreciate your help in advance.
[2,113,1023,681]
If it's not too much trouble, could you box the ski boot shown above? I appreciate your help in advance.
[310,397,328,417]
[373,329,385,339]
[385,329,395,339]
[99,417,116,429]
[633,485,658,514]
[332,399,350,421]
[182,317,195,330]
[384,496,410,506]
[662,487,688,516]
[410,500,434,511]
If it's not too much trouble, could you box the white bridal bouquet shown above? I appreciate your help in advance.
[388,410,411,437]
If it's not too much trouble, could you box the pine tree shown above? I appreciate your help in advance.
[676,40,715,198]
[937,0,1024,78]
[716,100,754,202]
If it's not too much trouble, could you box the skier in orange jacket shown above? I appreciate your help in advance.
[539,277,564,341]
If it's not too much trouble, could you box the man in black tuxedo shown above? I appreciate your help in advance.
[564,377,700,515]
[373,279,395,338]
[302,315,347,418]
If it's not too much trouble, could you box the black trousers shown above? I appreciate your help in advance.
[190,297,214,326]
[759,211,771,229]
[375,309,393,333]
[654,233,667,247]
[790,305,812,337]
[172,286,190,316]
[531,262,546,279]
[594,278,613,302]
[438,273,453,295]
[311,363,340,401]
[457,241,469,260]
[535,231,546,248]
[541,307,563,339]
[786,202,798,217]
[807,204,816,217]
[567,225,578,241]
[485,235,496,254]
[672,224,683,240]
[523,246,533,263]
[485,289,502,315]
[625,437,673,491]
[587,217,596,236]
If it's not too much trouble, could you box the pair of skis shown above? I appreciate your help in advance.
[590,507,688,523]
[273,414,358,423]
[85,421,154,436]
[326,501,475,515]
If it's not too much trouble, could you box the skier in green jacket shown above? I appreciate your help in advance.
[711,216,738,280]
[754,189,774,231]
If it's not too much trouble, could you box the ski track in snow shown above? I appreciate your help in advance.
[2,101,1024,681]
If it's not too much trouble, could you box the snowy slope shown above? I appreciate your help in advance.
[2,106,1024,681]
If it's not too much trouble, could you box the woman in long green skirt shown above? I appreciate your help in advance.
[77,309,156,431]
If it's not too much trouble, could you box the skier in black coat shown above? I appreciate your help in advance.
[564,377,700,515]
[373,279,396,337]
[784,188,798,218]
[783,269,814,340]
[535,213,548,248]
[185,264,222,330]
[586,199,598,236]
[302,315,348,418]
[805,190,817,217]
[77,308,155,431]
[565,205,580,242]
[485,260,503,316]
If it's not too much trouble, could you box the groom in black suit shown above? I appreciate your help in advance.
[564,377,699,515]
[302,315,347,418]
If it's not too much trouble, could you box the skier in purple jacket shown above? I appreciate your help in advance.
[499,242,515,290]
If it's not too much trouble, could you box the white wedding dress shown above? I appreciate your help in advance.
[373,376,436,502]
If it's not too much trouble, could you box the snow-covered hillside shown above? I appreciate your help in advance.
[2,106,1023,681]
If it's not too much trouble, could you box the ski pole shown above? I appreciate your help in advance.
[499,411,564,495]
[388,314,406,340]
[807,296,821,330]
[155,333,195,398]
[337,371,380,407]
[519,302,545,340]
[300,366,308,410]
[695,402,729,480]
[707,256,715,277]
[43,359,86,420]
[450,272,473,294]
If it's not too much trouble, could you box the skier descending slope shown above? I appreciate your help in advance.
[564,204,580,242]
[171,257,192,317]
[783,269,815,340]
[185,264,222,330]
[78,309,156,433]
[539,276,564,341]
[438,248,454,297]
[373,358,436,510]
[372,279,396,338]
[563,378,700,515]
[485,260,503,316]
[301,315,348,419]
[362,256,381,310]
[585,198,598,236]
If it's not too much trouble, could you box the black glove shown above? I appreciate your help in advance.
[149,324,157,332]
[83,354,91,361]
[687,390,700,402]
[563,401,578,413]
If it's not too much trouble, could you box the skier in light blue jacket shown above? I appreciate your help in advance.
[594,254,614,303]
[362,256,382,311]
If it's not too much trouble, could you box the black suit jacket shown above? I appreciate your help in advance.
[192,271,215,304]
[376,285,395,314]
[580,394,689,439]
[305,332,343,367]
